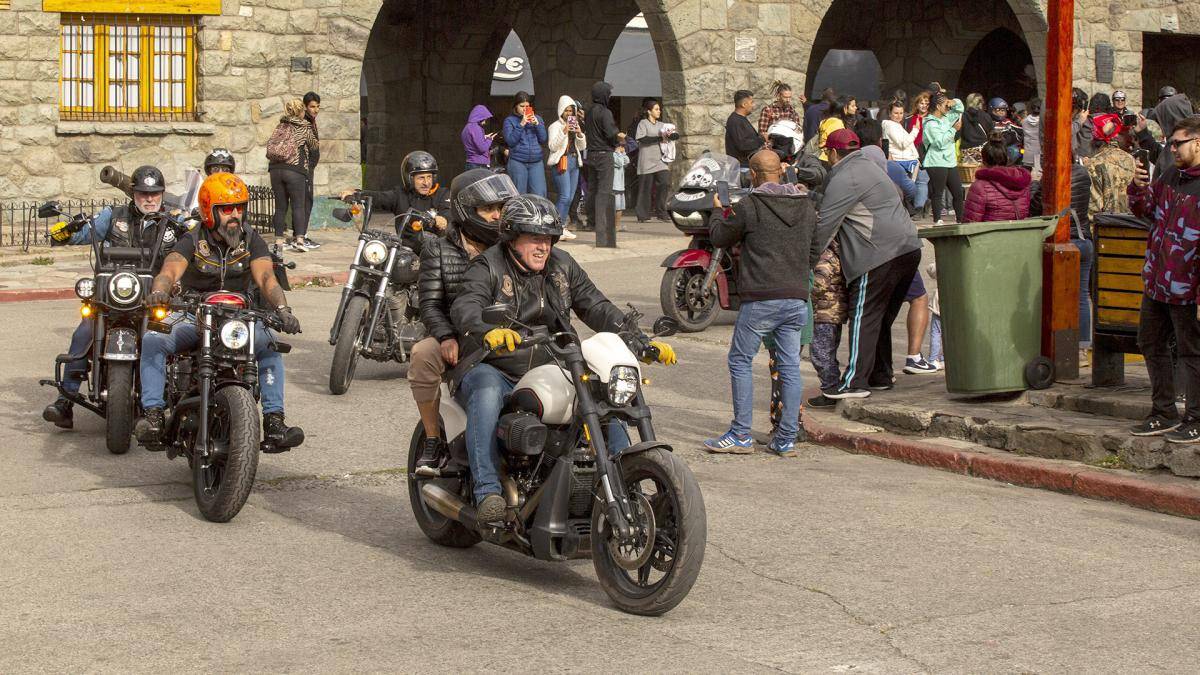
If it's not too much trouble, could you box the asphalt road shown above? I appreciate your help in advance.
[4,234,1200,673]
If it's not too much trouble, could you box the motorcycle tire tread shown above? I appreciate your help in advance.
[329,294,369,395]
[105,362,135,455]
[193,386,261,523]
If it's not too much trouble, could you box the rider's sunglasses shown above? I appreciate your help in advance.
[217,204,245,216]
[1113,97,1126,101]
[1167,137,1198,149]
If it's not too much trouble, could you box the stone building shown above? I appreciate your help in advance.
[0,0,1198,203]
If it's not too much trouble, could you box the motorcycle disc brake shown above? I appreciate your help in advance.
[606,491,656,571]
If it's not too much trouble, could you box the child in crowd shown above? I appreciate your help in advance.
[928,263,943,370]
[612,144,630,230]
[807,240,850,406]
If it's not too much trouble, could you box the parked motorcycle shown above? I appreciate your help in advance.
[408,304,706,616]
[140,293,301,522]
[38,201,193,453]
[327,195,429,395]
[660,152,748,332]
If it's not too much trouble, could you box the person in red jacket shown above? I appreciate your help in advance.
[962,139,1031,222]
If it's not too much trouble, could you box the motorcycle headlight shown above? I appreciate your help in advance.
[670,211,704,228]
[108,272,140,305]
[220,320,250,350]
[362,240,388,266]
[607,366,640,407]
[75,277,95,300]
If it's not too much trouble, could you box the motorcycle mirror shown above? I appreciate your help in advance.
[331,207,353,223]
[652,316,679,338]
[37,201,63,219]
[482,303,516,326]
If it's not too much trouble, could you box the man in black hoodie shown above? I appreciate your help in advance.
[701,149,819,457]
[584,81,623,247]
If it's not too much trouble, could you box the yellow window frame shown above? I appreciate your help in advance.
[59,13,198,122]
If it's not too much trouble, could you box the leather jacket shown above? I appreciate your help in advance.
[417,224,473,342]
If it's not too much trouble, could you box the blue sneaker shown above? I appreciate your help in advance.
[767,438,797,457]
[702,430,755,454]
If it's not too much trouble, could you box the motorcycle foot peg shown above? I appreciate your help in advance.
[260,441,290,454]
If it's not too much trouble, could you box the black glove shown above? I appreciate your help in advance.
[277,307,301,334]
[147,289,171,307]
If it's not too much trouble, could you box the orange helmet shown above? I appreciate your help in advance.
[197,171,249,229]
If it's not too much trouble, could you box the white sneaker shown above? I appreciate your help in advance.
[934,219,945,227]
[560,228,578,241]
[930,360,944,371]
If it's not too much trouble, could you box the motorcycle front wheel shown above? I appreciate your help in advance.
[659,267,719,333]
[105,361,135,455]
[407,423,481,548]
[192,386,261,523]
[592,448,707,616]
[329,294,368,395]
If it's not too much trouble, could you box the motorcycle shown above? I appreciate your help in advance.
[408,305,706,616]
[141,293,301,522]
[38,200,194,454]
[327,195,429,395]
[660,152,749,332]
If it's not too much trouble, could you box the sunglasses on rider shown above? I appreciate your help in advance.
[1167,137,1199,149]
[1113,97,1126,101]
[216,204,245,216]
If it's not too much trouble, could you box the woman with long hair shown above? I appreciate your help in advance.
[501,91,548,196]
[922,91,966,224]
[634,98,678,222]
[819,95,857,163]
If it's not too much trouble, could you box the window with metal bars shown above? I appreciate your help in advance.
[60,14,198,122]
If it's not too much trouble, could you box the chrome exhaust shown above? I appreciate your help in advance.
[421,483,477,528]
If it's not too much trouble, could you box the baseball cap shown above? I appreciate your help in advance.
[1159,86,1178,100]
[825,128,861,151]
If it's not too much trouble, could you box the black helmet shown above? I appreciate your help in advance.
[1159,85,1178,101]
[401,150,438,192]
[450,169,517,246]
[499,194,562,244]
[204,148,236,175]
[130,165,165,194]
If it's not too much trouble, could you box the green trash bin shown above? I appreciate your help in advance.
[920,217,1058,395]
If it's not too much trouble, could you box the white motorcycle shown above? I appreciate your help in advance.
[407,305,706,616]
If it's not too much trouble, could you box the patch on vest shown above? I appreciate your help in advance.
[113,219,129,233]
[500,274,514,298]
[197,239,211,257]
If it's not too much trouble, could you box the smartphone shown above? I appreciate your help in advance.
[567,115,576,127]
[525,106,536,120]
[716,181,731,209]
[1122,112,1138,127]
[1133,148,1150,168]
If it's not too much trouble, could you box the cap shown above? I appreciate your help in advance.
[1112,90,1127,100]
[825,128,860,151]
[1159,86,1178,100]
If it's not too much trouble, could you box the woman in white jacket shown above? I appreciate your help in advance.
[882,99,929,214]
[547,94,585,239]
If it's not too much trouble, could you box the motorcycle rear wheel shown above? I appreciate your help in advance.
[329,295,368,395]
[659,267,719,333]
[105,362,134,455]
[407,423,480,548]
[192,386,261,523]
[592,448,707,616]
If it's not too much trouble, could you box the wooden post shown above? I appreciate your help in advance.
[1041,0,1081,381]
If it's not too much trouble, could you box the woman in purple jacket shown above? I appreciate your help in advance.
[462,105,495,170]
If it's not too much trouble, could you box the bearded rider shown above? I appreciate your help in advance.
[340,150,450,234]
[43,165,180,429]
[133,172,304,448]
[449,195,678,524]
[410,169,518,476]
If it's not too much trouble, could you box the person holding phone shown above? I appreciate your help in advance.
[546,94,584,239]
[501,91,548,197]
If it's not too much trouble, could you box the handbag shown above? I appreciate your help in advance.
[556,154,568,173]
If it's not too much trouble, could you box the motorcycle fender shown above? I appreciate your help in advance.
[103,327,139,361]
[611,440,673,462]
[660,248,711,269]
[530,458,573,562]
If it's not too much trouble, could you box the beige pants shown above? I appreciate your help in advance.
[409,336,446,404]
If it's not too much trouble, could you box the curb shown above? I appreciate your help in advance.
[0,271,349,304]
[803,399,1200,520]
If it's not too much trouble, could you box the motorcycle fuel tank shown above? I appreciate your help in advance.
[512,364,574,426]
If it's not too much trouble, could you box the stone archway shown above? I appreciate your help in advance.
[957,28,1037,105]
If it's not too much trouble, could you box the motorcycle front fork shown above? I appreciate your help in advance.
[566,357,637,541]
[700,247,725,296]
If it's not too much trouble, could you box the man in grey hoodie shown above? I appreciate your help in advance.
[815,128,922,398]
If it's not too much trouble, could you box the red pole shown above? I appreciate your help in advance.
[1041,0,1081,380]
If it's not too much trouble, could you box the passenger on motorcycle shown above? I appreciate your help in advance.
[449,194,677,524]
[340,150,450,233]
[203,148,236,176]
[134,172,304,447]
[411,169,518,475]
[43,165,174,429]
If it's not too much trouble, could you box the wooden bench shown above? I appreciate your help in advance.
[1093,223,1146,385]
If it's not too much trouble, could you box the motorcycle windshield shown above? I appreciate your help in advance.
[677,152,741,191]
[173,168,203,212]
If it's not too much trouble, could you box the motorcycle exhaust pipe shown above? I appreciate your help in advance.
[421,483,478,528]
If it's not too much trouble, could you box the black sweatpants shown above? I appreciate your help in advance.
[270,168,309,239]
[1137,295,1200,420]
[926,166,964,224]
[636,170,670,221]
[839,249,922,391]
[584,150,615,237]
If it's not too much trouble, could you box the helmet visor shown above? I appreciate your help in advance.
[457,173,518,209]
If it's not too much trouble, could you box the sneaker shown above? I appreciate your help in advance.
[934,219,945,226]
[702,430,755,454]
[414,437,446,477]
[263,411,304,450]
[476,493,506,525]
[1129,415,1182,437]
[135,407,165,443]
[930,360,944,371]
[42,396,74,429]
[285,240,307,253]
[903,356,938,374]
[560,228,578,241]
[302,236,321,249]
[868,381,895,391]
[767,438,797,457]
[1164,420,1200,444]
[807,394,838,408]
[824,387,871,399]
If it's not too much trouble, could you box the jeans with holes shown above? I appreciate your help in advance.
[727,299,809,443]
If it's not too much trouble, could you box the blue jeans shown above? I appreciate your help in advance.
[930,313,944,363]
[457,362,630,503]
[552,154,580,222]
[140,314,285,414]
[914,168,930,208]
[1074,237,1095,348]
[63,318,94,394]
[727,299,809,443]
[506,158,547,197]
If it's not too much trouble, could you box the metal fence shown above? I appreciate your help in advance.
[0,187,276,251]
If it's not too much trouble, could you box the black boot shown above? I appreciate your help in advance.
[263,412,304,452]
[135,407,164,442]
[42,396,74,429]
[414,437,446,477]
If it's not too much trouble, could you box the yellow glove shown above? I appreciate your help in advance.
[484,328,522,352]
[649,340,676,366]
[49,221,72,242]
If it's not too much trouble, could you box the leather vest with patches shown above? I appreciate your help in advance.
[104,204,179,271]
[181,230,255,293]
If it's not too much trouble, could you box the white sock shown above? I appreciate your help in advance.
[907,354,922,361]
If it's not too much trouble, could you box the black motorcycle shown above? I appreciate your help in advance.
[143,293,300,522]
[39,201,193,453]
[327,195,429,395]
